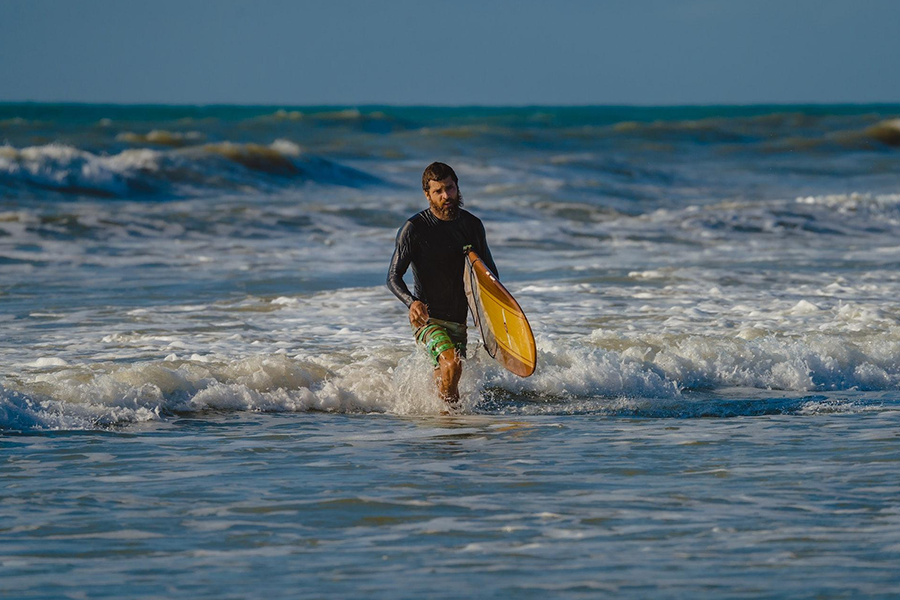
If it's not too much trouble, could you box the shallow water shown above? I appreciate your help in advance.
[4,411,900,599]
[2,103,900,597]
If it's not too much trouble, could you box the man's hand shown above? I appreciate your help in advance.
[409,300,429,329]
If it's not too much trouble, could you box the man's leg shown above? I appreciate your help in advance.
[435,348,462,406]
[414,319,466,411]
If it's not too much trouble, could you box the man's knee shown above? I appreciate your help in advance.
[438,348,462,376]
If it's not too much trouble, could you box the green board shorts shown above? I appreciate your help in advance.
[413,318,467,368]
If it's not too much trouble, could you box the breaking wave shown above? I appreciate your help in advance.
[5,325,900,432]
[0,140,382,198]
[864,118,900,147]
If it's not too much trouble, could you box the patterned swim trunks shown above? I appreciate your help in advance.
[412,318,467,368]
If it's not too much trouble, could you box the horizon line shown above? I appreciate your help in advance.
[3,100,900,110]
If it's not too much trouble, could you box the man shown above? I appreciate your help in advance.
[387,162,498,410]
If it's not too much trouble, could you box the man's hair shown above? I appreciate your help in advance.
[422,162,458,192]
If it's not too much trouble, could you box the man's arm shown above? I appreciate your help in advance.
[387,221,417,307]
[387,221,430,328]
[475,219,499,279]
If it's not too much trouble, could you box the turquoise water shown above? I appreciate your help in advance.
[2,103,900,597]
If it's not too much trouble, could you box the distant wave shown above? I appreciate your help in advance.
[245,108,404,134]
[116,130,206,147]
[264,108,386,122]
[0,117,38,127]
[796,119,900,151]
[200,140,303,176]
[0,140,382,198]
[611,117,754,144]
[607,111,839,145]
[608,113,900,151]
[864,118,900,147]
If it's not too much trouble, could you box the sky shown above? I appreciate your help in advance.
[1,0,899,106]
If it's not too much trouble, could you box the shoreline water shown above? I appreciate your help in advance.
[4,410,899,599]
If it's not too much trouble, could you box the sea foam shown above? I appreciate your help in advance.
[6,323,900,431]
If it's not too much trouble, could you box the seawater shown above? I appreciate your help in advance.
[2,104,900,598]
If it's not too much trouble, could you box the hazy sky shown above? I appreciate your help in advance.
[2,0,898,105]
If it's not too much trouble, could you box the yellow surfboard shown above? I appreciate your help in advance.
[463,248,536,377]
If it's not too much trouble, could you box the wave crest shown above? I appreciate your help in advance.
[117,130,206,147]
[200,140,302,175]
[0,140,380,198]
[864,118,900,147]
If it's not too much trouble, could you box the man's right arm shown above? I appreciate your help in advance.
[386,221,417,307]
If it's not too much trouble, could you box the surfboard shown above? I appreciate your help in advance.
[463,248,536,377]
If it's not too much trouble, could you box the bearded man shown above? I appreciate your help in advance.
[387,162,498,410]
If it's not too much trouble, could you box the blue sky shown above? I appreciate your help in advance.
[2,0,898,105]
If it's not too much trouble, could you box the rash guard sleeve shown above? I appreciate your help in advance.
[386,220,417,308]
[475,219,499,279]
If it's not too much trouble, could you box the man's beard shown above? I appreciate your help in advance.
[430,191,463,220]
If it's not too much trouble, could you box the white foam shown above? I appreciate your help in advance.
[270,139,302,156]
[26,357,69,368]
[795,192,900,224]
[481,337,679,399]
[0,143,149,195]
[789,300,822,315]
[0,352,448,431]
[591,329,900,392]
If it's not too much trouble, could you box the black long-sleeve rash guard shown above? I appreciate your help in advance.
[387,208,498,324]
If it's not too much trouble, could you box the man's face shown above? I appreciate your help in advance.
[425,177,460,221]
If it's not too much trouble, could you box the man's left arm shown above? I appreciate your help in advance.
[475,219,499,279]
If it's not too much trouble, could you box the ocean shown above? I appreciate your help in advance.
[2,103,899,598]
